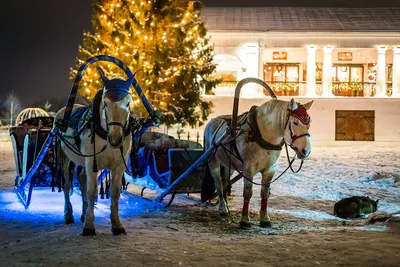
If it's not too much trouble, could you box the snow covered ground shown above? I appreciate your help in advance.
[1,131,400,266]
[130,142,400,222]
[1,131,399,226]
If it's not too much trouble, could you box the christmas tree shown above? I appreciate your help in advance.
[71,0,219,127]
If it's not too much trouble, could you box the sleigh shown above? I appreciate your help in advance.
[10,116,58,207]
[128,131,206,206]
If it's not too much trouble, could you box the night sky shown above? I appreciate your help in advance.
[0,0,398,108]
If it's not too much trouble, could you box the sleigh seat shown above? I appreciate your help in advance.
[136,132,204,191]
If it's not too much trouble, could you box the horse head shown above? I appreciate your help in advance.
[99,70,133,148]
[284,99,313,159]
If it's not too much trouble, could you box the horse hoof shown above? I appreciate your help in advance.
[239,221,252,228]
[80,215,85,224]
[112,228,127,236]
[260,221,272,228]
[82,228,96,236]
[220,212,229,217]
[64,217,75,225]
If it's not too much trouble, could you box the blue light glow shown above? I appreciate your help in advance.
[0,186,163,224]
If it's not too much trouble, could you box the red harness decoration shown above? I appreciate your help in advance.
[290,105,310,125]
[242,199,250,215]
[261,199,268,212]
[289,105,311,142]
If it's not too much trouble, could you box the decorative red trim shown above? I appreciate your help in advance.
[242,199,250,215]
[290,105,310,125]
[261,199,268,212]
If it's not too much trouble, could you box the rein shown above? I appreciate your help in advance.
[215,137,303,187]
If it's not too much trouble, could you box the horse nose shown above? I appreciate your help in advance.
[302,149,307,156]
[108,135,123,147]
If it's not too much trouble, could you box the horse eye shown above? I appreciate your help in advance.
[103,102,107,107]
[293,121,299,126]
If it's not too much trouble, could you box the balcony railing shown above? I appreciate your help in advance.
[211,81,393,97]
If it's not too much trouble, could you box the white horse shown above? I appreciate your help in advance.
[54,71,133,235]
[203,98,313,227]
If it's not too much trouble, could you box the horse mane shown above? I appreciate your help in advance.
[258,99,289,135]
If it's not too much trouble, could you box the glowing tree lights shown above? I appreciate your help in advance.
[71,0,219,127]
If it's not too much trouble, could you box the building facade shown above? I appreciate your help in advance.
[202,7,400,99]
[187,7,400,143]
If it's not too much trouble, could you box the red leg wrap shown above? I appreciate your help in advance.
[242,199,250,215]
[261,199,268,212]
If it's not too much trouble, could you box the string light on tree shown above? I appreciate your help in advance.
[70,0,220,127]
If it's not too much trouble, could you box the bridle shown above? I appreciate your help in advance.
[287,122,310,149]
[102,94,131,145]
[284,106,311,150]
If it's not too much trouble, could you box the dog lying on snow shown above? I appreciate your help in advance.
[333,196,378,219]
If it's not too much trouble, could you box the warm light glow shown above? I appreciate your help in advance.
[72,0,217,127]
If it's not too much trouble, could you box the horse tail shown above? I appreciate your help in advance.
[68,160,75,195]
[201,121,223,203]
[201,164,216,202]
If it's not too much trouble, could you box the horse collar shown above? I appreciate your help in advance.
[248,106,284,151]
[92,90,131,140]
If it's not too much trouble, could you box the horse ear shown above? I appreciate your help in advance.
[98,69,109,84]
[303,100,314,110]
[289,98,298,110]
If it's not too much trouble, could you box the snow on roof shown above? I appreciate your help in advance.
[201,7,400,32]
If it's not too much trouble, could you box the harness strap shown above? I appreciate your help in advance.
[291,133,310,142]
[92,90,108,140]
[248,106,284,151]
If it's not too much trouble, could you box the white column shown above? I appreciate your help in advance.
[375,46,387,97]
[306,46,317,96]
[242,43,261,97]
[392,46,400,97]
[322,46,334,97]
[258,45,264,81]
